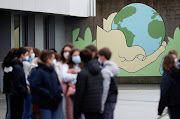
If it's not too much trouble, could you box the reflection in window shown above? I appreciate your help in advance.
[14,15,20,48]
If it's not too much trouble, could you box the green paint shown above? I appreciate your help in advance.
[119,27,180,76]
[72,28,80,42]
[117,24,135,47]
[113,6,136,47]
[73,27,96,50]
[114,6,136,24]
[151,12,159,19]
[148,20,165,44]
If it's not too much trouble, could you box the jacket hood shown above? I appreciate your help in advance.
[38,62,54,72]
[85,59,101,75]
[12,58,23,67]
[103,61,119,76]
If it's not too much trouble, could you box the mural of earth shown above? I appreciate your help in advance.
[111,3,165,56]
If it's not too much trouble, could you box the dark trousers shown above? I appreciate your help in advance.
[10,94,24,119]
[101,103,116,119]
[168,106,180,119]
[84,112,101,119]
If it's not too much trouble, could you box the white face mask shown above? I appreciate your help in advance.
[24,56,29,61]
[98,58,103,64]
[51,59,57,66]
[175,58,178,63]
[63,52,69,60]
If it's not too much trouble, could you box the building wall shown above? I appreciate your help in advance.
[0,0,95,17]
[65,0,180,78]
[0,11,67,92]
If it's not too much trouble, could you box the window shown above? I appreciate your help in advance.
[14,15,20,48]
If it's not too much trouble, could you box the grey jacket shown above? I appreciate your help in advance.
[101,61,119,111]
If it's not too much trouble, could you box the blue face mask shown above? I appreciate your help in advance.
[72,56,81,64]
[31,53,35,59]
[27,53,35,62]
[175,59,180,66]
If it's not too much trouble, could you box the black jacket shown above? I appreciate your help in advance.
[9,58,28,97]
[74,60,103,119]
[32,63,62,111]
[158,68,180,115]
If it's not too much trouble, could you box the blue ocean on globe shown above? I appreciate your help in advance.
[111,3,165,56]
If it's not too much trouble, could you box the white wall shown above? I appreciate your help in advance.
[0,0,95,17]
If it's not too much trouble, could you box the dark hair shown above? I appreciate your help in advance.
[55,53,61,62]
[33,48,41,57]
[17,47,28,58]
[86,45,97,52]
[86,45,98,57]
[163,54,179,71]
[98,47,112,60]
[50,48,57,53]
[66,48,80,68]
[40,50,54,63]
[60,43,74,63]
[2,48,18,69]
[168,50,178,57]
[80,49,92,63]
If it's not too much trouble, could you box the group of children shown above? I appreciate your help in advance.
[2,44,119,119]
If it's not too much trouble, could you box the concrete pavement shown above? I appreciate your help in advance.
[0,85,169,119]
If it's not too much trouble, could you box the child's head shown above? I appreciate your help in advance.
[85,45,97,59]
[66,48,81,68]
[163,54,177,71]
[98,47,112,64]
[24,46,34,59]
[40,50,55,66]
[60,43,74,63]
[168,50,178,59]
[80,49,92,63]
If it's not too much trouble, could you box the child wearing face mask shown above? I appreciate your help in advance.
[160,50,180,75]
[61,48,82,119]
[32,50,62,119]
[168,50,180,67]
[22,46,36,119]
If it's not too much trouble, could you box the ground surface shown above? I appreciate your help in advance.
[0,85,169,119]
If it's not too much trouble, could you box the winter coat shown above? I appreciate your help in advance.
[158,68,180,115]
[32,63,62,111]
[11,58,28,97]
[61,63,80,85]
[74,59,103,119]
[101,61,119,111]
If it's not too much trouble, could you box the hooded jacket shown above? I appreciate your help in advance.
[11,58,28,97]
[158,68,180,115]
[32,63,62,111]
[74,59,103,119]
[101,61,119,111]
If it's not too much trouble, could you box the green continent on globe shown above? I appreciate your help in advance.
[151,11,160,19]
[114,6,136,47]
[148,20,165,45]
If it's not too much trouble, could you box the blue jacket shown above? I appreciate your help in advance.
[31,63,62,111]
[158,68,180,115]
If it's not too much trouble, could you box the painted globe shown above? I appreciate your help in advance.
[111,3,165,56]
